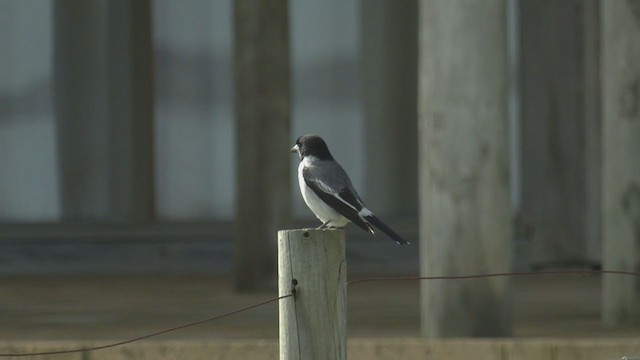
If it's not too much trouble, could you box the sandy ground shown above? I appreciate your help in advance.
[0,274,638,341]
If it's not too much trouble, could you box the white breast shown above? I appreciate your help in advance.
[298,158,350,228]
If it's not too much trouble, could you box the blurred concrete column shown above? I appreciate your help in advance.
[53,0,154,222]
[418,0,512,337]
[234,0,292,291]
[54,0,110,220]
[361,0,418,218]
[601,0,640,327]
[106,1,155,223]
[519,0,601,268]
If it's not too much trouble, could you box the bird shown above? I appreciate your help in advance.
[290,134,409,245]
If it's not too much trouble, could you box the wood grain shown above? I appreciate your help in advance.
[278,229,346,360]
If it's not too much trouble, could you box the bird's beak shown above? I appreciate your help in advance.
[290,144,299,153]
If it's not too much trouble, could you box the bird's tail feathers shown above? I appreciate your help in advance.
[363,214,410,246]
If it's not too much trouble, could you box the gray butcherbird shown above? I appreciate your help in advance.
[290,134,409,245]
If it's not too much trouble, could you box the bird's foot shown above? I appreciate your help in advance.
[317,221,331,229]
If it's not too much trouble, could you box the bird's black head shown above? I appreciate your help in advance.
[290,135,334,161]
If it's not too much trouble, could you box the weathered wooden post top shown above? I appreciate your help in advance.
[278,228,347,360]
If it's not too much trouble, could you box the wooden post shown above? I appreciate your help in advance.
[233,0,292,291]
[601,0,640,327]
[418,0,513,337]
[278,229,346,360]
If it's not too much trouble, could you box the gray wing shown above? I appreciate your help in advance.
[303,161,372,232]
[304,160,409,245]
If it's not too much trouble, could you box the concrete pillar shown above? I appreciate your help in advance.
[583,0,603,266]
[418,0,512,337]
[53,0,154,222]
[53,0,110,220]
[601,0,640,327]
[519,0,601,268]
[106,0,155,223]
[234,0,292,291]
[361,0,418,218]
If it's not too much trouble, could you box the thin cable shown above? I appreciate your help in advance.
[0,293,292,358]
[347,269,640,285]
[2,269,639,357]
